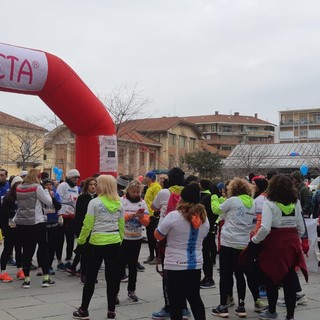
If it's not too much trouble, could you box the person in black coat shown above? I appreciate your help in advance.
[0,176,24,282]
[199,179,220,289]
[66,177,97,280]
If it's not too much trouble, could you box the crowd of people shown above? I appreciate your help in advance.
[0,166,318,320]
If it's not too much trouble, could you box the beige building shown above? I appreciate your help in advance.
[43,125,76,179]
[43,117,207,179]
[118,117,205,175]
[279,108,320,143]
[183,111,275,155]
[0,111,47,176]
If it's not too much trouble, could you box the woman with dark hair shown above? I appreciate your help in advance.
[199,179,220,289]
[151,167,191,320]
[0,176,24,282]
[66,177,97,281]
[155,183,209,320]
[250,175,307,320]
[251,177,269,237]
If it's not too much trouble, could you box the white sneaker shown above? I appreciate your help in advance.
[296,293,307,305]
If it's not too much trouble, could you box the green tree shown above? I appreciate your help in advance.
[182,150,222,179]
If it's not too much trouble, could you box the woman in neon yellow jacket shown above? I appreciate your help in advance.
[73,175,124,320]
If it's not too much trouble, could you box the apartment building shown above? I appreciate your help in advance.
[182,111,275,155]
[279,108,320,143]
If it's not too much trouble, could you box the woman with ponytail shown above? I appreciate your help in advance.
[154,183,209,320]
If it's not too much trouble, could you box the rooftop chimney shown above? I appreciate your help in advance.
[254,113,258,118]
[234,112,239,116]
[215,111,219,115]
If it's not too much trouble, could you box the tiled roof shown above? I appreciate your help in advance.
[121,117,203,136]
[181,113,274,126]
[205,138,240,146]
[117,126,162,146]
[198,140,229,158]
[0,111,47,131]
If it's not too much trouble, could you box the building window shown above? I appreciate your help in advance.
[299,115,308,123]
[190,138,196,150]
[169,155,175,167]
[168,133,176,146]
[313,114,320,123]
[149,152,155,166]
[129,149,135,165]
[140,152,145,165]
[221,126,232,132]
[179,136,186,148]
[221,146,232,151]
[69,144,76,164]
[118,148,124,164]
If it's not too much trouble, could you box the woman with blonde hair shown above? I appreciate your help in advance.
[14,168,54,288]
[117,179,149,302]
[73,175,124,320]
[154,183,209,320]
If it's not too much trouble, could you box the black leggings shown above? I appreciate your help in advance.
[264,267,297,319]
[146,216,159,258]
[118,239,142,292]
[17,223,49,277]
[167,269,205,320]
[219,245,259,305]
[202,232,217,279]
[0,226,23,271]
[56,219,75,261]
[81,243,121,312]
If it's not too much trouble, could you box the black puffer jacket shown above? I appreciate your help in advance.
[74,193,97,237]
[297,182,312,217]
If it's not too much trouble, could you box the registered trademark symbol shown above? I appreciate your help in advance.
[32,60,40,68]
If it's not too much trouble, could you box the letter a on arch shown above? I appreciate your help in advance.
[0,43,117,179]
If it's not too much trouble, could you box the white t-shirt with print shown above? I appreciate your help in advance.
[157,210,209,271]
[121,197,149,240]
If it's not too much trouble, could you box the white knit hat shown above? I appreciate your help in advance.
[66,169,80,178]
[20,170,28,177]
[11,176,23,187]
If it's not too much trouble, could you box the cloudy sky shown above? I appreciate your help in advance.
[1,0,320,126]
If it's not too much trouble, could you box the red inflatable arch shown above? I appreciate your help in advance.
[0,43,117,179]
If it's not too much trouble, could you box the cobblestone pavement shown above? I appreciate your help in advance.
[0,243,319,320]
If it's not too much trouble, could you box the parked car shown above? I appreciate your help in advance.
[308,176,320,192]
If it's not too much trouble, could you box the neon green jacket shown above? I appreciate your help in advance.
[77,195,124,246]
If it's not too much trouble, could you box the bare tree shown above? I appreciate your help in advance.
[29,112,63,131]
[99,82,151,135]
[223,144,278,178]
[3,127,46,170]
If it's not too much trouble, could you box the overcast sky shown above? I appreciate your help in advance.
[1,0,320,126]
